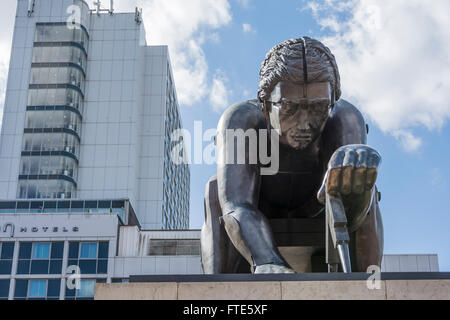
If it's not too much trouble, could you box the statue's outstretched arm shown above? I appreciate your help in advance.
[215,101,293,272]
[319,99,384,270]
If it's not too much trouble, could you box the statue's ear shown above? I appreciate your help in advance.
[330,89,336,110]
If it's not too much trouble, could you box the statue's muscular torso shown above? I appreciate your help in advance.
[217,99,368,219]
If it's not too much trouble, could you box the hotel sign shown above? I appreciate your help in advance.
[1,223,79,237]
[0,214,119,239]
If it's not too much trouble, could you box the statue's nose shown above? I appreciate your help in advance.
[296,111,311,131]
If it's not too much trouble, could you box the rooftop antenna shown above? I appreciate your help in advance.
[27,0,35,17]
[93,0,101,16]
[135,7,142,24]
[109,0,114,15]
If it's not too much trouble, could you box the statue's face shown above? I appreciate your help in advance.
[267,81,332,150]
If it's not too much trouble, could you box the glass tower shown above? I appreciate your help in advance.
[18,23,89,199]
[0,0,190,229]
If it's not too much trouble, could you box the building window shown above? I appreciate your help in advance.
[29,280,46,298]
[68,241,108,274]
[65,279,104,300]
[0,242,14,275]
[25,110,81,133]
[22,131,80,156]
[0,280,10,300]
[77,279,95,297]
[33,243,50,259]
[80,243,97,258]
[30,66,85,93]
[32,45,87,71]
[17,179,76,199]
[35,24,89,51]
[17,242,63,275]
[14,279,60,300]
[27,87,83,111]
[20,155,78,179]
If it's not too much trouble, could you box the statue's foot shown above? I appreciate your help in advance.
[254,264,296,274]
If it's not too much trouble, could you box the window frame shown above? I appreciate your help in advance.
[28,279,47,298]
[32,242,51,260]
[17,242,64,275]
[79,242,98,259]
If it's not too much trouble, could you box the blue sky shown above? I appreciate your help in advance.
[0,0,449,271]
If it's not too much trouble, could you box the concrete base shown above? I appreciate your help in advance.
[95,273,450,300]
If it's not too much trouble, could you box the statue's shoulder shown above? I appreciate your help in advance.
[218,99,266,130]
[323,99,368,145]
[329,99,366,125]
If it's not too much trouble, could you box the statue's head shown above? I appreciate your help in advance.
[258,37,341,150]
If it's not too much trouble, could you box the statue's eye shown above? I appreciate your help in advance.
[281,102,297,115]
[310,102,329,115]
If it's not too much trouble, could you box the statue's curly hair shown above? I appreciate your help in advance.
[258,37,341,103]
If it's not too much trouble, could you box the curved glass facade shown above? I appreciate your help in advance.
[26,110,81,134]
[30,66,85,93]
[18,180,75,199]
[28,88,83,111]
[23,133,79,157]
[18,23,89,199]
[35,24,89,51]
[33,46,87,72]
[20,156,78,180]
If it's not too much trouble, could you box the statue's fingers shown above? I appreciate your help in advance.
[352,167,366,194]
[355,149,368,168]
[365,168,378,190]
[367,150,381,169]
[340,149,357,195]
[340,166,353,195]
[326,167,341,195]
[329,148,346,169]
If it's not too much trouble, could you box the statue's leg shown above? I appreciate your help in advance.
[351,189,384,272]
[201,175,247,273]
[220,208,295,273]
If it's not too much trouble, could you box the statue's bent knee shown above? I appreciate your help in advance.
[221,209,289,269]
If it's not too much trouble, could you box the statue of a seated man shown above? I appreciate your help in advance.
[201,37,383,274]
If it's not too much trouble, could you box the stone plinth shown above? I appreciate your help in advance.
[95,273,450,300]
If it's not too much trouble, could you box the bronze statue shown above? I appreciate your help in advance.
[201,37,383,274]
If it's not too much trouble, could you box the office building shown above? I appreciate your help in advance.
[0,0,189,230]
[0,0,193,300]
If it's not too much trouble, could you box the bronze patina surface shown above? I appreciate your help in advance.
[201,37,383,274]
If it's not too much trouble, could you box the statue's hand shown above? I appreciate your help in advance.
[317,144,381,203]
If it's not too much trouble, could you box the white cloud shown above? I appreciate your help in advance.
[209,70,230,112]
[237,0,251,9]
[305,0,450,151]
[242,23,255,34]
[136,0,232,107]
[86,0,233,108]
[392,130,422,152]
